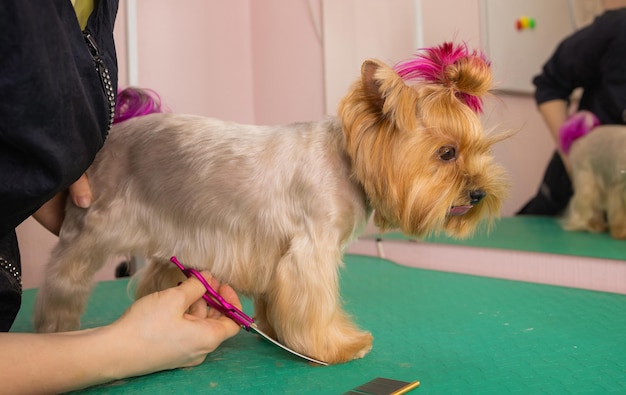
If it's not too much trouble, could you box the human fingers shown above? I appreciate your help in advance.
[183,271,237,311]
[190,273,240,310]
[187,298,208,319]
[69,173,92,208]
[32,191,68,235]
[176,273,214,309]
[209,284,244,338]
[203,279,242,320]
[217,283,242,310]
[177,272,242,337]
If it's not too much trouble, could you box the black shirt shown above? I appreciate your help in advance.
[0,0,119,331]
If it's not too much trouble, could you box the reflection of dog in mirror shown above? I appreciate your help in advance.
[34,42,508,364]
[560,111,626,239]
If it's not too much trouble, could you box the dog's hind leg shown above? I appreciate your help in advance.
[133,258,186,299]
[263,238,373,364]
[606,184,626,239]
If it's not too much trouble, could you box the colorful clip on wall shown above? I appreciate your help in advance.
[516,16,536,31]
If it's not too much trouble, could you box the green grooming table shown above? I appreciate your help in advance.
[376,216,626,261]
[13,255,626,394]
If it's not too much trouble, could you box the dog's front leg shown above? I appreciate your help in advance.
[252,295,278,339]
[606,185,626,239]
[563,171,607,233]
[33,239,110,333]
[263,243,373,365]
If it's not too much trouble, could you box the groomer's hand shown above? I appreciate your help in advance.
[32,173,92,235]
[107,272,242,378]
[1,271,242,394]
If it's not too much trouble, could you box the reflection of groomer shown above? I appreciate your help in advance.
[517,2,626,216]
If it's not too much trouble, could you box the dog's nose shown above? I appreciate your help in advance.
[469,189,486,205]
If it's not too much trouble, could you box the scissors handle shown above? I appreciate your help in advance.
[170,256,254,329]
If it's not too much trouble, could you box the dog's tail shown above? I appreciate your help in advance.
[559,110,600,155]
[113,87,166,124]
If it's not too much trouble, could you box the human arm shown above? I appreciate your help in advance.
[537,99,570,170]
[32,174,93,236]
[0,273,241,394]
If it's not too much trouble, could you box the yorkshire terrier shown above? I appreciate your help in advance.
[34,42,508,364]
[559,111,626,239]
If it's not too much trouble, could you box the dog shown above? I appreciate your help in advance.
[33,42,508,364]
[559,111,626,239]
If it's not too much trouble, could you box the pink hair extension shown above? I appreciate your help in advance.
[392,42,489,113]
[114,87,165,124]
[559,110,600,154]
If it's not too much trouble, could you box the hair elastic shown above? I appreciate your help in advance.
[114,87,164,124]
[559,110,600,155]
[393,42,489,113]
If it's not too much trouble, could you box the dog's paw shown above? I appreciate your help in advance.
[339,331,374,362]
[33,295,83,333]
[609,225,626,240]
[33,313,81,333]
[586,217,608,233]
[293,324,373,365]
[320,330,374,364]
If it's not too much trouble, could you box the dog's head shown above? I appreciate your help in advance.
[338,42,509,238]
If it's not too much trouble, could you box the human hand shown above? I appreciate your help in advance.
[106,272,242,378]
[32,173,92,235]
[0,272,241,394]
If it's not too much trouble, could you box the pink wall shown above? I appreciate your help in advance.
[133,0,255,123]
[250,0,325,124]
[128,0,325,125]
[421,0,482,47]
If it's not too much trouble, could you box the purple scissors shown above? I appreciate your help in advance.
[170,256,327,365]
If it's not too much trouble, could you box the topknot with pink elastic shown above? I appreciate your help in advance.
[393,42,492,113]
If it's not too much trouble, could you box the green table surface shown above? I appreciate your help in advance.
[374,216,626,261]
[13,255,626,394]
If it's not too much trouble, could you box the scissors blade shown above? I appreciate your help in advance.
[250,324,328,366]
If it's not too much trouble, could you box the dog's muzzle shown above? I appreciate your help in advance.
[448,189,486,216]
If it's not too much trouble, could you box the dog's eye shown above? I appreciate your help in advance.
[438,145,456,161]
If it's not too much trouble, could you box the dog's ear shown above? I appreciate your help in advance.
[361,60,385,112]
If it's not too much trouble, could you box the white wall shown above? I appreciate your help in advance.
[322,0,419,116]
